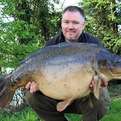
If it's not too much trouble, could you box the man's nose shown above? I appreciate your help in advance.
[68,23,74,29]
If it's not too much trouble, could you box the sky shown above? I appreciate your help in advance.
[61,0,80,8]
[0,0,81,22]
[54,0,81,10]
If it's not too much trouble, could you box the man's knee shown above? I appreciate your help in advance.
[25,91,35,106]
[25,91,67,121]
[25,91,54,109]
[97,99,107,120]
[94,87,110,120]
[75,91,109,121]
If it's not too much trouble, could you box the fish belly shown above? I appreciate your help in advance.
[36,60,94,100]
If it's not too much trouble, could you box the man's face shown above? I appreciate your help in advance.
[61,11,85,42]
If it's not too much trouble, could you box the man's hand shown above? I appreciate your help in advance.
[89,78,108,91]
[25,81,39,93]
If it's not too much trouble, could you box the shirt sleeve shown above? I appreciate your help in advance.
[83,32,104,47]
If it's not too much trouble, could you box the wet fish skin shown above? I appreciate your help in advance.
[0,42,121,110]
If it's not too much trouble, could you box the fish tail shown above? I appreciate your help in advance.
[0,76,16,108]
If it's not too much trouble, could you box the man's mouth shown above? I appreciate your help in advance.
[68,31,75,34]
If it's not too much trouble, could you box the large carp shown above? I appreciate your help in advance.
[0,42,121,111]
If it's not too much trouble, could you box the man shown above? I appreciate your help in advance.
[25,6,110,121]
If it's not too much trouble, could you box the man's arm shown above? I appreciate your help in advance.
[25,76,108,93]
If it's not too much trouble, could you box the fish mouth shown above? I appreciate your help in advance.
[111,67,121,74]
[110,68,121,79]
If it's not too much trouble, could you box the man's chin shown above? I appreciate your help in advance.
[66,39,78,42]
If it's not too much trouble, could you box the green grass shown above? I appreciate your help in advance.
[0,98,121,121]
[66,98,121,121]
[101,98,121,121]
[0,107,38,121]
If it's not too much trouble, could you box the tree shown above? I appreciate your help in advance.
[0,0,61,69]
[82,0,121,54]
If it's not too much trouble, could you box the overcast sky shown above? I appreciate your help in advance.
[54,0,81,10]
[0,0,81,22]
[62,0,80,8]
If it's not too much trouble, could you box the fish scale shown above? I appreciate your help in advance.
[0,42,121,111]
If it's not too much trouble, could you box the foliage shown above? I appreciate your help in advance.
[0,0,61,70]
[82,0,121,54]
[101,98,121,121]
[0,107,39,121]
[0,20,41,67]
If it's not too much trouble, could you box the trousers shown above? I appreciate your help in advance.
[25,87,110,121]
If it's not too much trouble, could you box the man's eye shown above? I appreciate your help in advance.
[64,21,69,24]
[72,21,79,24]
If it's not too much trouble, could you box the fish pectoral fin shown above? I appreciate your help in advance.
[93,73,108,99]
[57,98,73,112]
[93,75,101,99]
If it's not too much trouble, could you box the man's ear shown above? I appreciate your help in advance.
[82,22,86,30]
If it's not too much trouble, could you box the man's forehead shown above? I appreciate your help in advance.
[62,11,85,22]
[63,11,81,16]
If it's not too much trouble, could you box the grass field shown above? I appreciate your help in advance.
[0,97,121,121]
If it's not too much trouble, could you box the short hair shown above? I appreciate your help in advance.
[63,6,85,19]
